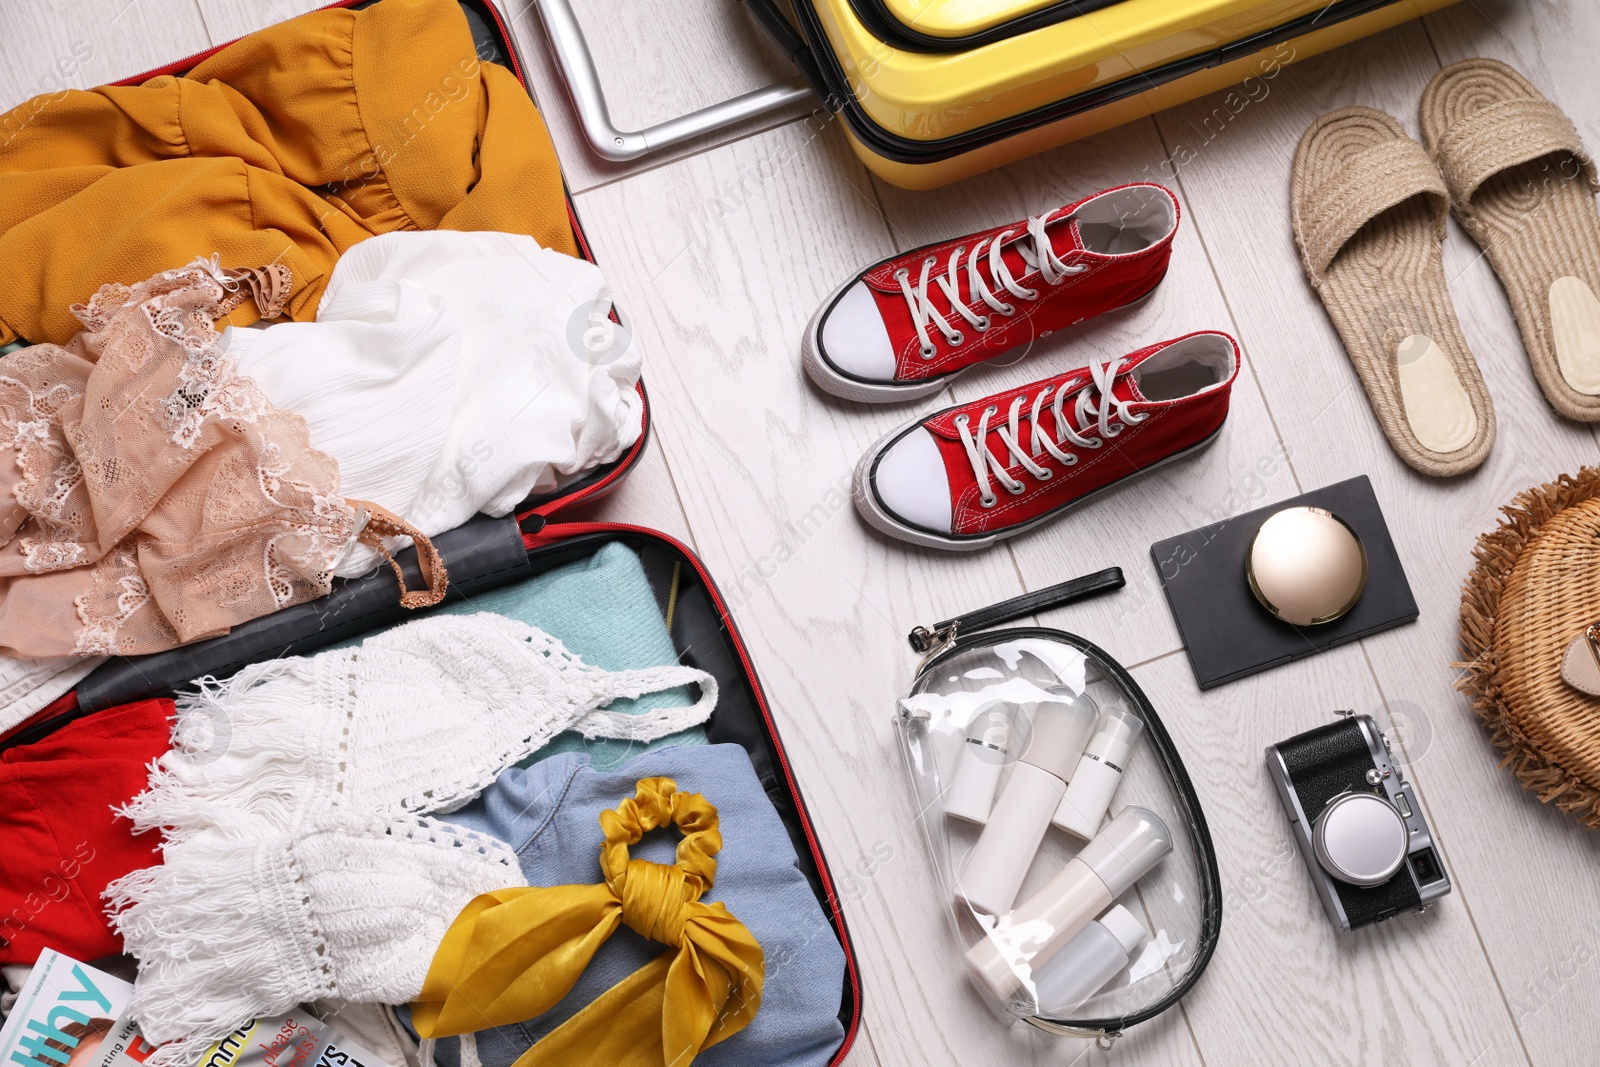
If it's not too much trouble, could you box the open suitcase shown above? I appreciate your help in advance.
[0,2,861,1063]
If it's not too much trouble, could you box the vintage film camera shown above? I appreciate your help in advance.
[1266,712,1450,931]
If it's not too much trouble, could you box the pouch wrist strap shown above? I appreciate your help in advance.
[907,566,1125,653]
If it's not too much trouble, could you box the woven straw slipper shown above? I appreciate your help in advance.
[1421,58,1600,422]
[1458,468,1600,827]
[1292,106,1494,477]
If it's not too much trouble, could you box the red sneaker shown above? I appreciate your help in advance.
[854,332,1241,550]
[804,184,1181,403]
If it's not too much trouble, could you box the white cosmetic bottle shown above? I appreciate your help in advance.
[1053,705,1144,839]
[1030,904,1149,1015]
[945,700,1015,824]
[965,807,1172,1006]
[956,689,1099,915]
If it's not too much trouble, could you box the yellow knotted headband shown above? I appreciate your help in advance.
[411,777,765,1067]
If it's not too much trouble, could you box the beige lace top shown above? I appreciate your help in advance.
[0,260,358,657]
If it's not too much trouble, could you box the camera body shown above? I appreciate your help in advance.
[1265,712,1450,931]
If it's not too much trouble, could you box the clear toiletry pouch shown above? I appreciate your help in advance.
[895,568,1221,1045]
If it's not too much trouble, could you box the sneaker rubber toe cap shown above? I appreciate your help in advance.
[820,281,897,381]
[872,427,953,534]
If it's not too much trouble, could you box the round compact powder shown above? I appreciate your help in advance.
[1247,506,1368,626]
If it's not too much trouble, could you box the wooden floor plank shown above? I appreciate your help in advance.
[0,0,210,106]
[192,0,321,42]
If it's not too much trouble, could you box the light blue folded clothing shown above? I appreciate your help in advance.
[419,744,846,1067]
[348,541,706,769]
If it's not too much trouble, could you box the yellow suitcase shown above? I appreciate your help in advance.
[784,0,1461,188]
[528,0,1458,190]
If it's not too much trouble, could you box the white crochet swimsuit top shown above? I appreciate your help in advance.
[127,611,718,838]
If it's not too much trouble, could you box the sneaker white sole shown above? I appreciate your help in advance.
[852,414,1224,551]
[802,276,1164,405]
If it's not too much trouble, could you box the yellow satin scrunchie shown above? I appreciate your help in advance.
[411,777,765,1067]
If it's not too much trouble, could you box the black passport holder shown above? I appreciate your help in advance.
[1150,475,1418,689]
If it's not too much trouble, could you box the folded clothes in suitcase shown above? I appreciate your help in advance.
[775,0,1462,188]
[0,3,861,1064]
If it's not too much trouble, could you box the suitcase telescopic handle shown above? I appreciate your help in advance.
[530,0,817,161]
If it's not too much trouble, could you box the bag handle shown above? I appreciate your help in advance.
[907,567,1126,654]
[530,0,816,161]
[352,500,450,609]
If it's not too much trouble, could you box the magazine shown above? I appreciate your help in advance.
[0,951,391,1067]
[92,1012,391,1067]
[0,950,132,1067]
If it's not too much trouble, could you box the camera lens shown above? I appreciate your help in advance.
[1311,792,1407,886]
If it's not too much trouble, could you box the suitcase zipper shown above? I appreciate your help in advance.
[907,566,1124,658]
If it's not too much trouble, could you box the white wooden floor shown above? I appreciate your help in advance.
[5,0,1600,1063]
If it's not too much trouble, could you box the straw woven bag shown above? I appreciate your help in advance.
[1458,468,1600,827]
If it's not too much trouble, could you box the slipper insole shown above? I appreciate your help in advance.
[1326,197,1481,456]
[1474,156,1600,396]
[1396,334,1477,452]
[1550,275,1600,394]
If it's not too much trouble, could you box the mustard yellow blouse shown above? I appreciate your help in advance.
[0,0,577,346]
